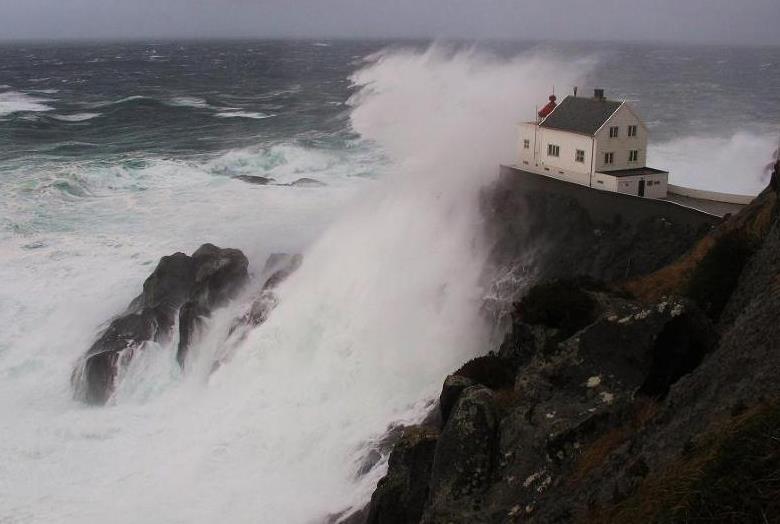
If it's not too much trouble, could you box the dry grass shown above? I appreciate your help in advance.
[622,190,776,304]
[585,400,780,523]
[571,399,660,484]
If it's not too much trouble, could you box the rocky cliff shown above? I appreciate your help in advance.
[363,171,780,523]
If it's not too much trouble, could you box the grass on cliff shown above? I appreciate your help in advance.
[593,400,780,523]
[685,232,757,321]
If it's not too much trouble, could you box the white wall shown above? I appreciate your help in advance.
[517,122,537,166]
[594,104,648,172]
[611,173,668,198]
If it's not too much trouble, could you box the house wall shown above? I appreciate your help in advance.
[517,123,594,187]
[517,123,537,166]
[611,173,668,198]
[594,104,648,172]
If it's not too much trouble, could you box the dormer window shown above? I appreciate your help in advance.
[628,125,638,137]
[609,126,619,138]
[547,144,560,157]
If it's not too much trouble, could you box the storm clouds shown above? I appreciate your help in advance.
[0,0,778,44]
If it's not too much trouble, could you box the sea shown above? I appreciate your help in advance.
[0,40,778,523]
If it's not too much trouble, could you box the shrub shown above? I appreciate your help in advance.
[453,355,515,391]
[516,279,598,336]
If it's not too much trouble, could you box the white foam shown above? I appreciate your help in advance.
[215,111,275,120]
[0,90,54,116]
[652,130,777,195]
[0,47,592,523]
[167,96,212,109]
[50,112,101,122]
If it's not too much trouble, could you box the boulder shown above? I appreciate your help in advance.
[288,177,326,187]
[74,244,248,404]
[176,244,249,365]
[366,426,440,524]
[423,385,499,523]
[233,175,274,185]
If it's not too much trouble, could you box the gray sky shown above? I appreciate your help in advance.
[1,0,778,45]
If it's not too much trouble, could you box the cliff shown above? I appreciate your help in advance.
[362,169,780,523]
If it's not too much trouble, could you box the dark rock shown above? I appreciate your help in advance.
[439,375,475,425]
[233,175,274,185]
[288,177,326,187]
[74,244,249,404]
[366,426,439,524]
[176,244,249,365]
[452,354,516,391]
[423,386,499,523]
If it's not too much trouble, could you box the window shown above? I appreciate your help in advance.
[597,180,604,185]
[523,139,530,149]
[604,152,614,165]
[629,150,639,162]
[575,149,585,163]
[609,126,619,138]
[628,125,638,137]
[547,144,560,157]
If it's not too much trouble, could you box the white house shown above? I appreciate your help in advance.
[516,89,669,199]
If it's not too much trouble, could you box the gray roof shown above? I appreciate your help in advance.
[539,96,622,135]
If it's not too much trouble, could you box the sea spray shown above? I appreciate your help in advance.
[652,130,777,195]
[0,46,592,523]
[181,46,595,519]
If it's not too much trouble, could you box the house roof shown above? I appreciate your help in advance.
[596,167,668,178]
[539,95,622,135]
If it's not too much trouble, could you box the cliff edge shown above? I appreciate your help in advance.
[362,168,779,523]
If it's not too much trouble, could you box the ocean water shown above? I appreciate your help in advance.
[0,40,778,523]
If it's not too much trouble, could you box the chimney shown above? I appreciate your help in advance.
[594,88,605,101]
[573,86,578,97]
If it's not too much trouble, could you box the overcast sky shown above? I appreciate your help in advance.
[0,0,778,45]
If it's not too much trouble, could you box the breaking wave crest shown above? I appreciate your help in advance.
[0,46,592,523]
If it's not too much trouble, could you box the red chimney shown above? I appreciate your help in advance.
[538,94,557,119]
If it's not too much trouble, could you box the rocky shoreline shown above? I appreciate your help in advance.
[361,171,780,523]
[71,163,780,522]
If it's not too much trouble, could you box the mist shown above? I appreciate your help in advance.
[0,0,779,45]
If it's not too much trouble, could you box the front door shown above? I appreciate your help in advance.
[638,179,646,197]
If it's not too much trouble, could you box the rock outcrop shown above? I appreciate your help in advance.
[73,244,248,404]
[364,170,780,522]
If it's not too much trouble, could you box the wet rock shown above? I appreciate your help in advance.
[74,244,248,404]
[176,244,249,365]
[366,426,439,524]
[288,177,326,187]
[423,385,499,523]
[439,375,475,425]
[233,175,274,185]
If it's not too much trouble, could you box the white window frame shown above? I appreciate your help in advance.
[604,152,614,165]
[547,144,560,157]
[575,149,585,163]
[523,139,530,149]
[629,150,639,162]
[628,125,638,137]
[609,126,619,138]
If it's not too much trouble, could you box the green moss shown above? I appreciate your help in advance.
[685,233,756,321]
[517,279,598,336]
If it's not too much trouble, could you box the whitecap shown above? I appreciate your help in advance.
[215,111,275,120]
[0,90,54,117]
[167,96,212,109]
[50,113,101,122]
